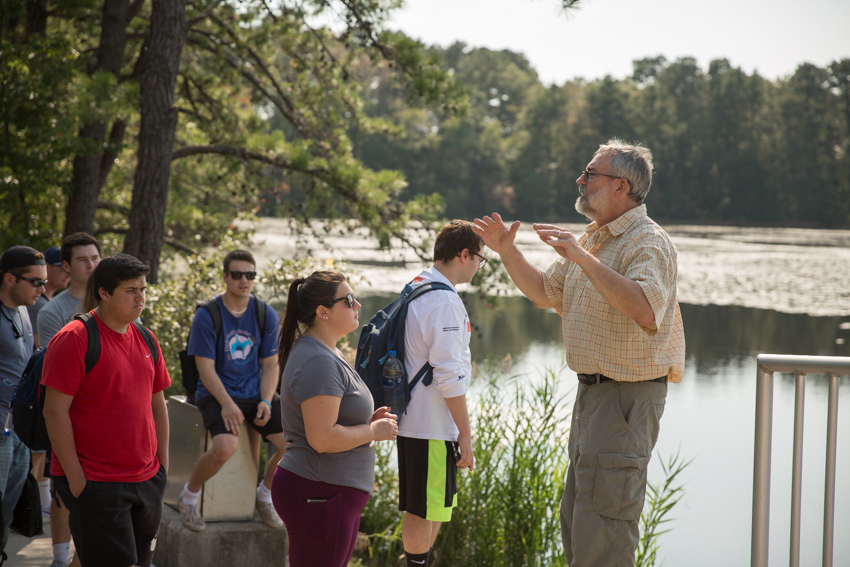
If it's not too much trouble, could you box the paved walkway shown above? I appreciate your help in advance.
[5,512,76,567]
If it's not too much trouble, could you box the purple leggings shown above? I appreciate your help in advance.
[271,467,370,567]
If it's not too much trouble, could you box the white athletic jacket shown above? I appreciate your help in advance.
[397,267,472,442]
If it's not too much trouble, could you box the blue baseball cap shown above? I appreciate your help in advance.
[43,246,62,266]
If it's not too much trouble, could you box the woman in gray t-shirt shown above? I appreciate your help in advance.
[271,271,398,567]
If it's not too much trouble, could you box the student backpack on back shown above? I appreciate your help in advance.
[11,312,158,451]
[355,281,454,416]
[179,296,267,405]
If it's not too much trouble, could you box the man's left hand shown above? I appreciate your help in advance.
[254,401,271,426]
[456,432,475,471]
[533,224,586,263]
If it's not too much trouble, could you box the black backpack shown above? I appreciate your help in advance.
[11,312,158,451]
[355,281,455,414]
[179,295,267,405]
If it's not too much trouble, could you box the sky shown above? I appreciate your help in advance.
[388,0,850,85]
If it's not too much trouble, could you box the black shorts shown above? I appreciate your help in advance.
[54,465,167,567]
[198,394,284,439]
[397,436,459,522]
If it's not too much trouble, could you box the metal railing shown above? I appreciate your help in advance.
[751,354,849,567]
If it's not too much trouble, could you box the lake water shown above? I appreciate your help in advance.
[251,219,850,566]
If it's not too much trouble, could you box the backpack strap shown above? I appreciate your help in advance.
[402,281,455,395]
[74,313,159,372]
[74,313,100,374]
[255,296,266,336]
[409,362,435,391]
[198,297,222,339]
[405,281,454,302]
[133,321,159,366]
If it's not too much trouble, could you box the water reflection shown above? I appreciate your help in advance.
[351,294,850,377]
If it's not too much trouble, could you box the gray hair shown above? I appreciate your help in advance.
[594,138,653,204]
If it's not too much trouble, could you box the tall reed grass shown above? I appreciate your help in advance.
[354,367,689,567]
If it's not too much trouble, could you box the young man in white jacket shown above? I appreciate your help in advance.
[398,220,482,567]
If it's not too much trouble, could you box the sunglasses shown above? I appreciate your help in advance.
[14,274,48,288]
[226,270,257,281]
[326,293,357,309]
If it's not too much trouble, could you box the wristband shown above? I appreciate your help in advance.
[261,399,272,409]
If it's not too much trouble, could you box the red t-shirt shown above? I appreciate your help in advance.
[41,313,171,482]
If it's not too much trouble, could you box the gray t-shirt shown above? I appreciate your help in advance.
[26,294,49,336]
[278,335,375,493]
[0,304,35,425]
[37,289,83,346]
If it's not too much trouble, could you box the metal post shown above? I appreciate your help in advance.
[822,374,839,567]
[751,365,774,567]
[789,373,805,567]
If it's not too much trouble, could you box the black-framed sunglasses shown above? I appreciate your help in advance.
[326,293,357,309]
[14,274,48,288]
[473,252,488,269]
[226,270,257,281]
[580,169,624,183]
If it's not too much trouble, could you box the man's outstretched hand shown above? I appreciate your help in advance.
[533,223,585,263]
[473,213,520,254]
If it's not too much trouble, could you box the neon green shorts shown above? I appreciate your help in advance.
[397,436,459,522]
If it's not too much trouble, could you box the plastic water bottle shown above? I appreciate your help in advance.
[382,351,405,418]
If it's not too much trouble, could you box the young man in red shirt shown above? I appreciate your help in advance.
[42,253,170,567]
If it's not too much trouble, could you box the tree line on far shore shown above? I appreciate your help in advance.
[351,46,850,228]
[3,0,847,285]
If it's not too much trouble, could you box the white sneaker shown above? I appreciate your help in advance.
[255,499,283,528]
[178,497,206,531]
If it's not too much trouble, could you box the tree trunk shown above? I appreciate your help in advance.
[25,0,48,39]
[64,0,131,236]
[124,0,186,283]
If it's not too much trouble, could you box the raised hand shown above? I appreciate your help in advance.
[473,213,521,254]
[533,223,584,262]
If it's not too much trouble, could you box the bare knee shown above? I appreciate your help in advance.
[210,435,239,464]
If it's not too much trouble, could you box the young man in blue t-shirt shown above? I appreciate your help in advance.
[179,250,286,531]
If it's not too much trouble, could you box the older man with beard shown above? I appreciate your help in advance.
[474,138,685,567]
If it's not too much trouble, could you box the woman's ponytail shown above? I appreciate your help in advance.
[278,278,304,372]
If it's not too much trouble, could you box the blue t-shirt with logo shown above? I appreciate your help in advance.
[187,294,279,401]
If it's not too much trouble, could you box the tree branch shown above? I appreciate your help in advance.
[97,199,130,216]
[171,144,359,202]
[187,0,225,28]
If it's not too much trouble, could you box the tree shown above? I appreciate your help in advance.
[1,0,467,279]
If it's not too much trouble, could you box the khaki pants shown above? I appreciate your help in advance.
[560,380,667,567]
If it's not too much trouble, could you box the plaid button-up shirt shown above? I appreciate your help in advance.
[542,205,685,383]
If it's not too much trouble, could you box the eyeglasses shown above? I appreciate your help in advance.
[580,169,625,183]
[226,271,257,281]
[326,293,357,309]
[473,252,488,269]
[14,274,48,288]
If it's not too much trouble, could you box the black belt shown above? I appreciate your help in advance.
[576,373,667,386]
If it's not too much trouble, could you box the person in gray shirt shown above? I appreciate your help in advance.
[32,232,100,567]
[273,271,398,567]
[37,233,101,346]
[0,245,46,549]
[26,246,70,350]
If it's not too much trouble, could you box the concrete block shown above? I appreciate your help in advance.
[154,504,288,567]
[166,395,258,522]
